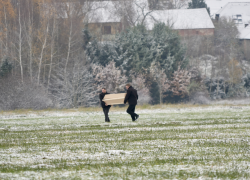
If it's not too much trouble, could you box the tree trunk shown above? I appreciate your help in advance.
[47,16,56,92]
[4,6,8,56]
[37,23,49,85]
[159,82,162,104]
[18,5,23,83]
[64,18,73,77]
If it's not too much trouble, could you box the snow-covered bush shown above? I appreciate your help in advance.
[92,61,128,93]
[131,73,151,104]
[0,76,52,110]
[204,77,227,100]
[190,92,211,104]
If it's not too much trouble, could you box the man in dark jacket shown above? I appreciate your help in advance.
[124,84,139,121]
[99,88,111,122]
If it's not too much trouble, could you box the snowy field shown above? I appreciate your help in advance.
[1,105,250,179]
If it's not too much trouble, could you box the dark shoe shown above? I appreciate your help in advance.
[132,116,138,122]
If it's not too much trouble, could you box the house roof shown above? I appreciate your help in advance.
[238,26,250,39]
[215,2,250,40]
[145,8,215,30]
[216,2,250,24]
[205,0,250,18]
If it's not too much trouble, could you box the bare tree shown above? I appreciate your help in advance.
[134,0,154,26]
[150,61,170,104]
[47,14,56,92]
[17,3,24,83]
[37,21,49,85]
[64,17,73,76]
[111,0,154,27]
[148,0,188,10]
[170,0,188,9]
[49,57,97,108]
[25,0,35,82]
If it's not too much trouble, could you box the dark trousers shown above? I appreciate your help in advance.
[102,107,110,122]
[126,104,138,121]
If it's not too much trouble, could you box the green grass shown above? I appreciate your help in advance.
[1,105,250,179]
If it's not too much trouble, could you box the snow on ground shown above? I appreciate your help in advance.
[0,105,250,179]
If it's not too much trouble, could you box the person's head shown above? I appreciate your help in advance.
[125,83,131,90]
[102,88,107,93]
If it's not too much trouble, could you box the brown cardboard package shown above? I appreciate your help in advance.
[102,93,126,105]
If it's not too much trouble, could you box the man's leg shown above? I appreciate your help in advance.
[127,105,137,121]
[131,105,139,120]
[103,107,110,122]
[106,107,110,122]
[133,106,139,120]
[102,108,106,122]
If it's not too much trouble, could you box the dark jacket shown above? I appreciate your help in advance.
[99,92,111,108]
[124,86,138,105]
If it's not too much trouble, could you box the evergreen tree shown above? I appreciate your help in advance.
[188,0,210,15]
[86,39,118,66]
[82,26,92,50]
[114,25,153,74]
[86,23,187,77]
[0,59,12,77]
[151,23,187,77]
[85,23,188,104]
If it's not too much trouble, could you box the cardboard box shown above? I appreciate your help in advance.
[102,93,126,105]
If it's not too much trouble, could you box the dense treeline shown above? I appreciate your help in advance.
[0,0,249,110]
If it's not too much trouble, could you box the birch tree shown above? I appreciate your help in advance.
[17,3,24,83]
[24,0,36,82]
[47,14,56,91]
[37,20,49,85]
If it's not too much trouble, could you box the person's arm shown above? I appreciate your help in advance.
[124,90,131,104]
[99,94,105,107]
[136,90,138,100]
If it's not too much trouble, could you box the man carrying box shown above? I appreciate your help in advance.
[124,84,139,121]
[99,88,111,122]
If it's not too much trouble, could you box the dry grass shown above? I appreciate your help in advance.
[0,100,249,116]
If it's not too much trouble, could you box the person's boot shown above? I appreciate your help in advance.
[105,118,110,122]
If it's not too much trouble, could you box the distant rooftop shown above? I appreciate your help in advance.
[146,8,214,30]
[205,0,250,18]
[216,2,250,24]
[238,26,250,39]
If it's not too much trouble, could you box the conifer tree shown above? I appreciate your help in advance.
[86,23,187,78]
[188,0,210,15]
[0,59,12,77]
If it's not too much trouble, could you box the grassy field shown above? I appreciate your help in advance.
[0,105,250,179]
